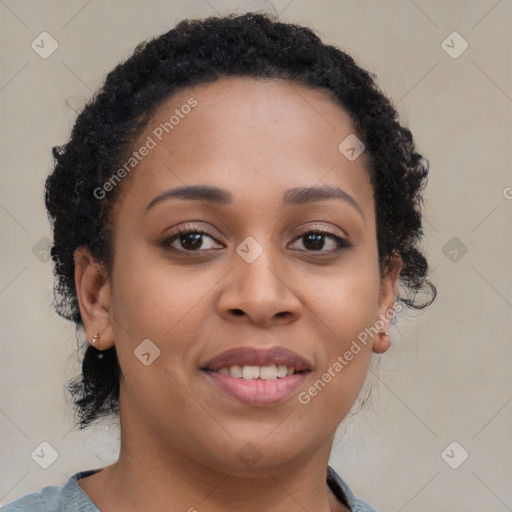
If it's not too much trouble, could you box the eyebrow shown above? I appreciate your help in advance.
[145,183,364,218]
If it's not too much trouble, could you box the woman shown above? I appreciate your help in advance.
[2,11,435,512]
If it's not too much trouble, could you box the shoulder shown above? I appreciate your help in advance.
[1,470,101,512]
[327,465,380,512]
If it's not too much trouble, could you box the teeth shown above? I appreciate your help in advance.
[276,365,288,378]
[259,365,277,380]
[242,365,260,380]
[215,364,298,380]
[230,364,243,378]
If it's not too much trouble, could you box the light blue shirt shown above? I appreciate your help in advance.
[1,466,378,511]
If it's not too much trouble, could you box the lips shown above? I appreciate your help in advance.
[201,346,312,372]
[200,346,312,405]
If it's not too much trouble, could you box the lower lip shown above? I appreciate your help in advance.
[203,370,309,405]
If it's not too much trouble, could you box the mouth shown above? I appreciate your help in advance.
[200,346,312,405]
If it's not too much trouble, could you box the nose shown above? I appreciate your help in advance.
[216,242,302,328]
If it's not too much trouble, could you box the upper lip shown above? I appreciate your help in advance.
[201,346,312,372]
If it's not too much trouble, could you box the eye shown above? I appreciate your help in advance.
[161,225,223,253]
[160,224,351,255]
[289,228,351,254]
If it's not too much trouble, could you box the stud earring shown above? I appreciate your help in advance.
[92,333,99,345]
[379,331,390,337]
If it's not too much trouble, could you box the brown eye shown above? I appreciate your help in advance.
[160,225,350,256]
[290,229,351,254]
[162,226,223,253]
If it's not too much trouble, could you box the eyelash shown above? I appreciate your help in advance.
[161,224,351,256]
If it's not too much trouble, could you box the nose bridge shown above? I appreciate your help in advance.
[235,231,287,298]
[217,229,301,325]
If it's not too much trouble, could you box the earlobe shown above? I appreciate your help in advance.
[372,253,402,354]
[74,246,115,350]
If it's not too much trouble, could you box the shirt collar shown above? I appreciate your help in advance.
[69,466,362,511]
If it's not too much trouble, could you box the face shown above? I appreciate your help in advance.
[76,76,400,474]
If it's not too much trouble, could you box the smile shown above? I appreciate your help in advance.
[201,346,312,405]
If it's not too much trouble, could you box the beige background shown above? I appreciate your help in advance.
[1,0,511,510]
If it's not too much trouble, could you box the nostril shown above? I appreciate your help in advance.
[232,309,244,316]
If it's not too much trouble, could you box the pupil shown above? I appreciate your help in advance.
[305,233,324,250]
[181,233,202,250]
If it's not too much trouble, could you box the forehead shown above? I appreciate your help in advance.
[148,75,358,153]
[113,76,373,218]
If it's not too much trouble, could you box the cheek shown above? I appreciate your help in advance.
[307,252,382,339]
[301,255,381,401]
[110,242,187,333]
[108,248,203,410]
[109,242,219,373]
[298,297,377,423]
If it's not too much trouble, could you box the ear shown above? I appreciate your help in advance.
[372,253,402,354]
[74,246,115,350]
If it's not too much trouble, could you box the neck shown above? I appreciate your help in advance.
[81,383,347,512]
[100,437,343,512]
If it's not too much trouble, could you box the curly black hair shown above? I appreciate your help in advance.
[45,11,436,430]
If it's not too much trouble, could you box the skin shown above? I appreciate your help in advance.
[74,76,402,512]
